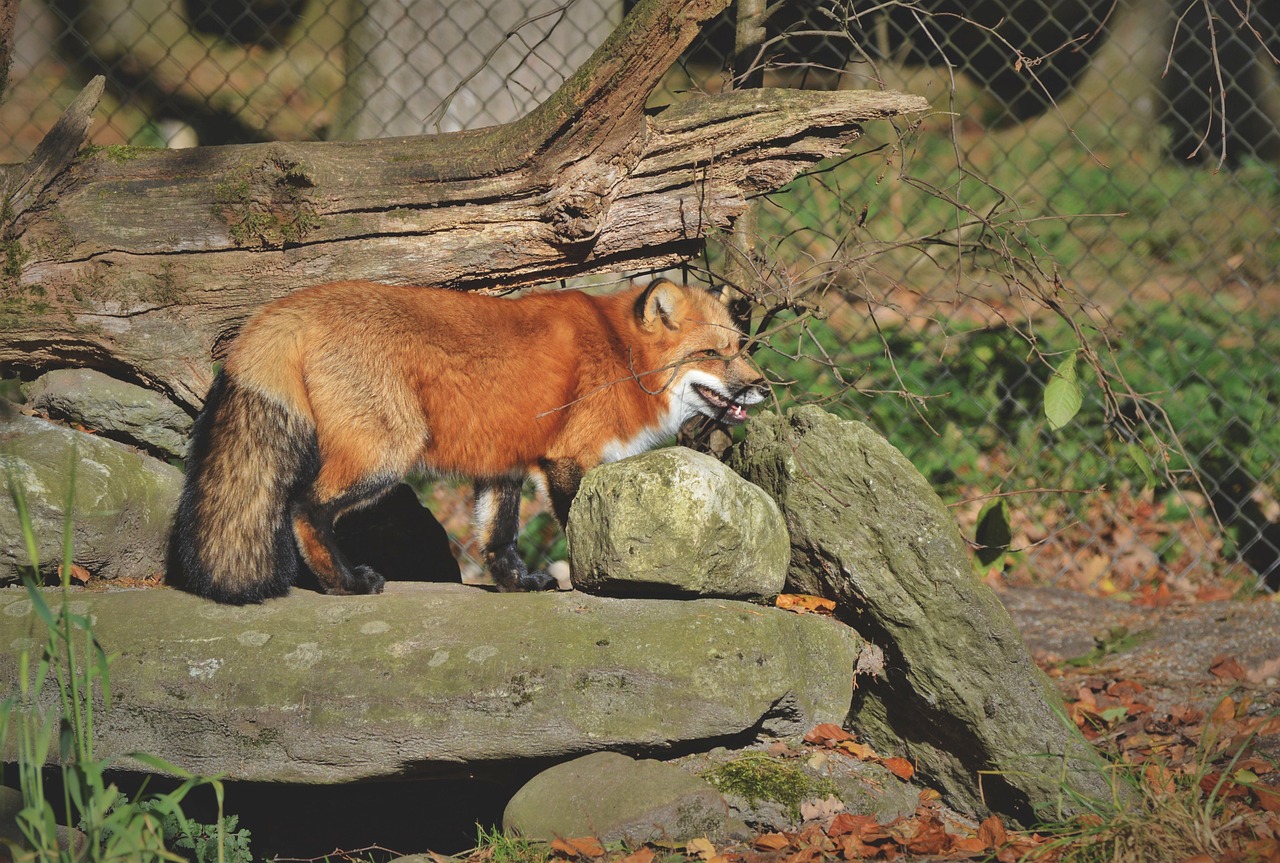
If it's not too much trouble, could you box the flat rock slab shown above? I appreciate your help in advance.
[0,584,859,784]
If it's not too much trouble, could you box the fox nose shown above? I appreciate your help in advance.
[739,377,769,404]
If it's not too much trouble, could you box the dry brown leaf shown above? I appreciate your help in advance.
[752,833,791,851]
[952,835,990,855]
[835,740,878,761]
[1143,763,1176,796]
[59,563,90,584]
[881,757,915,780]
[1210,654,1248,681]
[775,594,837,615]
[685,837,716,859]
[550,837,605,858]
[799,795,843,823]
[1211,696,1237,724]
[977,815,1007,848]
[616,847,656,863]
[827,813,876,838]
[1253,785,1280,813]
[805,723,853,745]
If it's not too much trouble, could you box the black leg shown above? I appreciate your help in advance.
[474,475,556,592]
[538,458,585,527]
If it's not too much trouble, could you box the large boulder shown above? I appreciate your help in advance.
[22,368,193,459]
[730,407,1116,822]
[0,583,860,783]
[0,413,182,582]
[568,447,789,599]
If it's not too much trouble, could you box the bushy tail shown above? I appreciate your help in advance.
[168,373,318,604]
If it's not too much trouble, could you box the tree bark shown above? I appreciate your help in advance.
[0,0,17,101]
[1,0,925,410]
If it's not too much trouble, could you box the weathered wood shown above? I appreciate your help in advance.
[1,0,926,409]
[4,76,105,220]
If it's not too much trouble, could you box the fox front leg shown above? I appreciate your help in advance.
[474,476,557,592]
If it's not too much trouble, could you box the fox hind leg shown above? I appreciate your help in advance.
[474,476,556,592]
[293,475,396,596]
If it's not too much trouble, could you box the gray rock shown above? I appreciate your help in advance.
[729,407,1116,822]
[0,784,88,858]
[0,414,182,583]
[568,447,789,600]
[504,752,748,843]
[23,369,193,459]
[679,746,918,832]
[0,583,860,784]
[1,784,25,847]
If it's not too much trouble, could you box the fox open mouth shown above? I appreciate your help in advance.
[693,383,751,424]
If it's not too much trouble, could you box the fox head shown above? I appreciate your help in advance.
[631,278,768,428]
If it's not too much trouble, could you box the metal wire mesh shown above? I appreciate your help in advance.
[4,0,1278,592]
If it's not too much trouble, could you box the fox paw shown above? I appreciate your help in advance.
[517,570,559,591]
[351,565,386,595]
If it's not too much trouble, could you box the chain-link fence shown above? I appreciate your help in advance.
[5,0,1278,594]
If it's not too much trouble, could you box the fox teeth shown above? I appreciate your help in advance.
[693,383,746,415]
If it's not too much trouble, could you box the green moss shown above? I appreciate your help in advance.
[102,144,150,163]
[211,159,320,249]
[3,238,27,278]
[704,752,837,822]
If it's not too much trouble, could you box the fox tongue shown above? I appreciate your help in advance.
[728,403,747,422]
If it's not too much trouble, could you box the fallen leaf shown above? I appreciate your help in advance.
[616,848,655,863]
[799,795,843,823]
[59,563,90,584]
[835,739,878,761]
[805,724,853,745]
[766,740,802,758]
[1144,763,1176,796]
[1210,654,1248,681]
[550,837,605,858]
[685,837,716,859]
[827,813,876,838]
[881,757,915,780]
[752,833,791,851]
[1252,785,1280,813]
[776,594,837,615]
[1195,584,1236,602]
[1211,696,1237,724]
[952,835,989,854]
[977,815,1007,848]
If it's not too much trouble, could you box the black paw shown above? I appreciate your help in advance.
[517,570,558,591]
[351,565,386,595]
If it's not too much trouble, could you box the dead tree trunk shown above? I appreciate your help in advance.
[0,0,925,410]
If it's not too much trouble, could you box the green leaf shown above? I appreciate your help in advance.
[1127,442,1157,489]
[1098,706,1130,724]
[1044,349,1083,430]
[974,498,1012,570]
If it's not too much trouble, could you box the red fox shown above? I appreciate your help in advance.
[169,278,768,603]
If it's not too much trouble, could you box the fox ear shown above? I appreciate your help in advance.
[636,278,681,331]
[706,282,730,306]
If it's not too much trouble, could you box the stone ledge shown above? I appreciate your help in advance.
[0,583,860,784]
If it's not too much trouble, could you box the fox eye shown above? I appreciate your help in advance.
[690,348,721,360]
